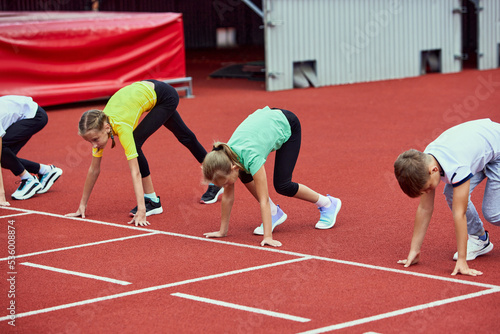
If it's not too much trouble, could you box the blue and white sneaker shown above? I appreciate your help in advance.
[37,165,63,194]
[253,205,288,235]
[12,177,42,200]
[315,195,341,229]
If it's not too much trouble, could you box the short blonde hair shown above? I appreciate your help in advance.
[394,149,431,198]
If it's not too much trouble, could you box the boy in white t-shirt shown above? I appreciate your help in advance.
[0,95,63,203]
[394,119,500,276]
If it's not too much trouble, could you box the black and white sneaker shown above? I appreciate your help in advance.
[12,177,42,200]
[129,197,163,217]
[200,185,224,204]
[37,165,63,194]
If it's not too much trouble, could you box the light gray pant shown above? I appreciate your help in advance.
[443,158,500,236]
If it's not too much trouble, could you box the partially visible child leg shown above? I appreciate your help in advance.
[164,111,223,204]
[483,159,500,226]
[1,106,62,199]
[273,109,341,230]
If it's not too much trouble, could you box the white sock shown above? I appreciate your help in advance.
[20,172,34,181]
[269,197,278,215]
[38,164,51,175]
[315,194,331,208]
[145,192,159,203]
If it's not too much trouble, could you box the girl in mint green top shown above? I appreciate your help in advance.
[228,107,291,175]
[202,107,342,247]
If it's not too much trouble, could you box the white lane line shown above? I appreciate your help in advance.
[0,232,159,261]
[0,212,32,219]
[0,257,311,322]
[1,206,499,290]
[20,262,132,286]
[298,288,500,333]
[172,292,311,323]
[313,256,500,290]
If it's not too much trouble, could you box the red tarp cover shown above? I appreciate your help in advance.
[0,12,186,106]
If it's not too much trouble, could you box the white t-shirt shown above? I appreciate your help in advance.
[0,95,39,137]
[424,118,500,187]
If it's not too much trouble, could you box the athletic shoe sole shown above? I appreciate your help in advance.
[12,182,42,200]
[253,212,288,235]
[129,206,163,217]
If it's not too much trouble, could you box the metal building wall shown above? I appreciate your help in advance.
[478,0,500,70]
[264,0,463,91]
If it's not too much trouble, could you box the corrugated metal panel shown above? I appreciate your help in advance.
[478,0,500,70]
[264,0,463,91]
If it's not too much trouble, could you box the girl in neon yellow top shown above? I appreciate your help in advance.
[92,81,156,160]
[67,80,214,226]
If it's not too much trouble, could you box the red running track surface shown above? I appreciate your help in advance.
[0,48,499,333]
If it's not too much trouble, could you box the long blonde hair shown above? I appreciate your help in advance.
[78,109,115,148]
[202,142,244,182]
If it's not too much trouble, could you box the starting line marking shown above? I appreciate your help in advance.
[0,212,32,219]
[20,262,132,286]
[171,292,311,323]
[0,232,159,261]
[1,205,500,330]
[1,206,498,290]
[0,257,310,322]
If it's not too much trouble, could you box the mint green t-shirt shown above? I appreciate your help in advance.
[228,106,292,176]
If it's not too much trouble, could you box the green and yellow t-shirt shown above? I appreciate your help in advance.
[92,81,156,160]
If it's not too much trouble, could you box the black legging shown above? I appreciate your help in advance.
[1,106,47,176]
[239,109,301,197]
[134,80,207,178]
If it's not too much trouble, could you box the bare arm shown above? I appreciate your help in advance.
[253,166,281,247]
[451,180,482,276]
[204,182,234,238]
[127,158,149,227]
[66,155,102,218]
[398,189,435,267]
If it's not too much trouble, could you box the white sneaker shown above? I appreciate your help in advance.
[253,205,287,235]
[315,195,342,229]
[12,177,42,200]
[37,165,63,194]
[453,231,494,261]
